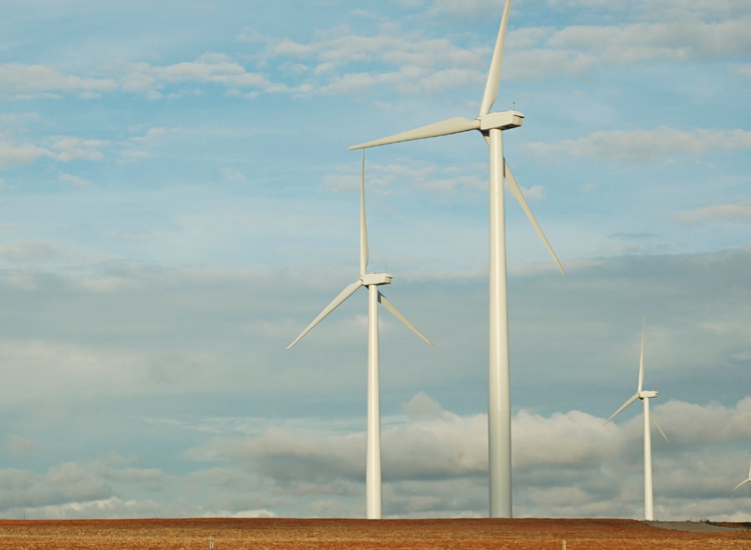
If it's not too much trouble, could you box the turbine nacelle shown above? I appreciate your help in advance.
[360,272,393,286]
[479,110,524,132]
[638,390,659,399]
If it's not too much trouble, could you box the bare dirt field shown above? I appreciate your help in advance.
[1,518,750,550]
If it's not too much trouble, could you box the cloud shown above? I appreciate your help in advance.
[184,394,751,518]
[0,63,116,97]
[50,137,107,162]
[674,201,751,225]
[59,174,92,187]
[103,54,287,97]
[0,463,114,513]
[248,27,487,97]
[0,142,50,168]
[502,14,751,79]
[129,127,166,144]
[323,159,486,196]
[526,127,751,162]
[0,241,60,265]
[1,132,109,169]
[220,167,248,183]
[9,435,41,456]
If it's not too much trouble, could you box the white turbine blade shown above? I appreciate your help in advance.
[479,0,512,117]
[349,117,480,150]
[748,460,751,479]
[650,411,668,442]
[505,162,565,275]
[604,393,639,425]
[378,291,435,347]
[732,478,750,492]
[287,281,363,349]
[359,150,368,276]
[638,318,646,393]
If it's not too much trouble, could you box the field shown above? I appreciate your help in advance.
[1,518,750,549]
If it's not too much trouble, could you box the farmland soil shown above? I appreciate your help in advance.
[1,517,750,550]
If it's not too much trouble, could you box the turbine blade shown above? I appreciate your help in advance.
[650,411,668,442]
[359,150,368,276]
[349,117,480,150]
[378,291,435,347]
[479,0,512,117]
[505,162,565,275]
[748,461,751,478]
[604,394,639,425]
[287,281,363,349]
[638,318,646,393]
[732,479,750,492]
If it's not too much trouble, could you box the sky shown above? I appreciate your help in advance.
[1,0,750,521]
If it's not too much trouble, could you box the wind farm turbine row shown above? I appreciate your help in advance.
[286,0,749,521]
[348,0,564,520]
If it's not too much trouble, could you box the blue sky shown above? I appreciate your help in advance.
[1,0,750,520]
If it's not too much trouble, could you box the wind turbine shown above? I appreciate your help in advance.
[732,461,751,491]
[604,319,668,522]
[287,151,434,520]
[348,0,564,518]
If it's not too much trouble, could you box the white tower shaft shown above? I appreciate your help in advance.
[643,397,654,521]
[366,283,382,519]
[488,128,512,517]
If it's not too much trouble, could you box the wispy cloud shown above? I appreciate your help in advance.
[59,174,92,187]
[674,201,751,225]
[0,63,115,98]
[526,127,751,162]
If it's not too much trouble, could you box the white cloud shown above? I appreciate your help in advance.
[59,174,92,187]
[220,167,248,183]
[184,395,751,518]
[104,55,287,97]
[526,127,751,162]
[674,201,751,225]
[250,27,487,97]
[129,127,166,143]
[503,15,751,80]
[0,63,115,97]
[50,137,107,162]
[0,142,50,168]
[323,160,486,196]
[521,185,546,200]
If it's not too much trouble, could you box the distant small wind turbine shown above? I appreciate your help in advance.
[348,0,564,518]
[287,151,434,519]
[604,319,667,522]
[732,461,751,491]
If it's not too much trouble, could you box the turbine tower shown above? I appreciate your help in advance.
[348,0,564,518]
[732,461,751,491]
[287,152,434,519]
[604,319,668,521]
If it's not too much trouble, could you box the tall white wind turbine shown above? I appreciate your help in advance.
[732,461,751,491]
[348,0,564,518]
[287,152,434,520]
[604,319,668,521]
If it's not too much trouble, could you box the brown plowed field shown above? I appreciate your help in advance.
[1,518,750,549]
